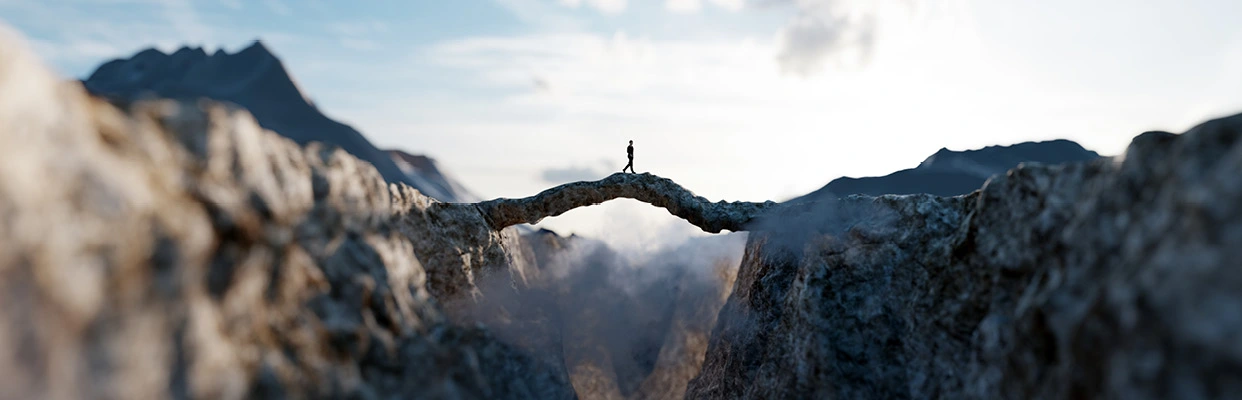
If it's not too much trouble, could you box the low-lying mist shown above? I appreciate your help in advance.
[454,209,749,400]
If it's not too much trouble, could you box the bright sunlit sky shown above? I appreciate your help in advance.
[4,0,1241,247]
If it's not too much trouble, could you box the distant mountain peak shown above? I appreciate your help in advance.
[82,41,479,203]
[789,139,1102,202]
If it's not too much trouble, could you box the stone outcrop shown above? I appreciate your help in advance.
[475,173,778,234]
[687,113,1242,399]
[0,29,571,400]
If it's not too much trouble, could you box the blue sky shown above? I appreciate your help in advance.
[3,0,1241,246]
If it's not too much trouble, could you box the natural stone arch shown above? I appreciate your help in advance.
[472,173,779,233]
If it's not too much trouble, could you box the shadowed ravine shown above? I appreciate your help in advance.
[474,172,780,233]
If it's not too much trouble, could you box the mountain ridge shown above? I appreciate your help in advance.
[790,139,1101,202]
[80,40,477,203]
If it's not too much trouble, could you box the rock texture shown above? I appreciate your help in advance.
[688,113,1242,399]
[476,172,778,233]
[0,29,570,400]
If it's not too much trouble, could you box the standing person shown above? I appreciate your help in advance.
[622,140,635,173]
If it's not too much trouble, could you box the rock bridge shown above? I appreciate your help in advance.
[473,172,779,233]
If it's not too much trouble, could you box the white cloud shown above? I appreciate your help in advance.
[558,0,627,14]
[771,0,924,75]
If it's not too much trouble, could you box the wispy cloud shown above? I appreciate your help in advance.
[768,0,926,75]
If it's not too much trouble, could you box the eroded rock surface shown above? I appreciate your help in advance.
[688,114,1242,399]
[0,30,571,400]
[476,173,778,234]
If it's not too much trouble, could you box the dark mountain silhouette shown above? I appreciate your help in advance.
[789,139,1101,202]
[81,40,476,202]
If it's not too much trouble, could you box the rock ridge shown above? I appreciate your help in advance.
[475,173,778,234]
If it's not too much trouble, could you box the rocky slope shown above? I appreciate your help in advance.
[0,29,570,400]
[791,139,1101,201]
[81,41,477,203]
[688,114,1242,399]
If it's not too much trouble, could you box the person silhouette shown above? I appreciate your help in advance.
[622,140,635,173]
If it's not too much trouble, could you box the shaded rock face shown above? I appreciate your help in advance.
[688,114,1242,399]
[0,31,571,400]
[791,139,1101,200]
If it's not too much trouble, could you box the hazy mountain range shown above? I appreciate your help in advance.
[80,40,1099,203]
[789,139,1101,203]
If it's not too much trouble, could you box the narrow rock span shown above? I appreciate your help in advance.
[474,172,778,233]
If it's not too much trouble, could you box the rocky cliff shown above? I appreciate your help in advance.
[687,114,1242,399]
[0,29,570,400]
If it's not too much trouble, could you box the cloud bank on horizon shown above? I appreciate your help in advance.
[3,0,1241,240]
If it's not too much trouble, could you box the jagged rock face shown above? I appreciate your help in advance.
[688,114,1242,399]
[0,30,571,400]
[391,192,534,302]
